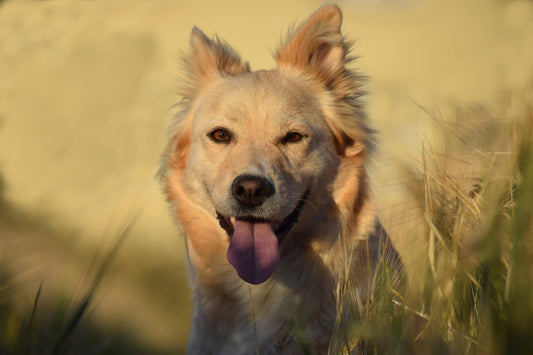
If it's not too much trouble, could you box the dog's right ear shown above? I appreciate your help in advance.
[164,28,250,172]
[181,27,250,98]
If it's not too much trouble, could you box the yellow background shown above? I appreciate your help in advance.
[1,0,532,353]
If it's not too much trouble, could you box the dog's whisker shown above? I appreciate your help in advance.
[301,197,321,215]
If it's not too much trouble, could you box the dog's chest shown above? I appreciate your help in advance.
[199,268,337,353]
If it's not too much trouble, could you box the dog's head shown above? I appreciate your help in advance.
[163,5,373,285]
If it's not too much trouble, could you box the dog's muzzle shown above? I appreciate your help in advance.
[216,185,309,285]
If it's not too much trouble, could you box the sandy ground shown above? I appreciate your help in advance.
[1,0,532,352]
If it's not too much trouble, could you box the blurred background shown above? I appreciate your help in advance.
[1,0,532,353]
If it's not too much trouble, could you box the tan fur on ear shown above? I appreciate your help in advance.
[161,28,251,175]
[276,5,344,90]
[276,5,373,158]
[181,27,250,99]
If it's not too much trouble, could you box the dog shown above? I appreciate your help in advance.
[161,5,403,354]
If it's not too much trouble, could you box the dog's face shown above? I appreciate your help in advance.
[164,5,370,285]
[187,71,339,224]
[184,70,339,283]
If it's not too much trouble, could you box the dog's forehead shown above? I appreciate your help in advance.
[197,70,323,127]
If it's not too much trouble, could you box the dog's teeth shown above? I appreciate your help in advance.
[230,217,236,225]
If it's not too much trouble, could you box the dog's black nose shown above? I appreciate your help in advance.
[231,175,274,208]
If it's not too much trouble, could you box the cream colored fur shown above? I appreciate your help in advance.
[162,5,402,354]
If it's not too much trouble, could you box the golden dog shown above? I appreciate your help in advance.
[162,5,402,354]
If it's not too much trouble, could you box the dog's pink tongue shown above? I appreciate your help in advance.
[226,220,280,285]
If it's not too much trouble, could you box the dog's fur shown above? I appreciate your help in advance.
[162,5,402,354]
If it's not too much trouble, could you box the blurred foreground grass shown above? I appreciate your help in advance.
[0,196,189,355]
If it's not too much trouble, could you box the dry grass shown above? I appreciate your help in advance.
[326,104,533,354]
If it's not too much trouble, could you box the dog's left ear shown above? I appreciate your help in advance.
[276,5,369,158]
[276,5,345,92]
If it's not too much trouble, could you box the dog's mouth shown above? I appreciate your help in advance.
[216,191,308,285]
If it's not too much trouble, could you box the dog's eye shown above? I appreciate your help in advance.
[209,129,232,143]
[281,131,305,144]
